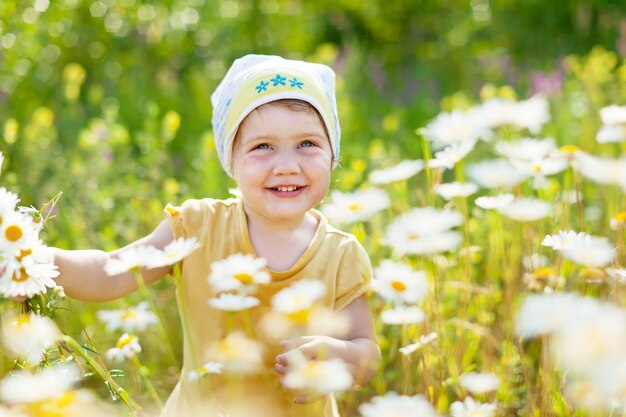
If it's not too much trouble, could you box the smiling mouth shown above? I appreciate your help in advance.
[272,186,303,192]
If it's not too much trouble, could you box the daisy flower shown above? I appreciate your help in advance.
[259,305,350,341]
[0,247,59,298]
[146,237,201,268]
[458,372,500,394]
[596,124,624,143]
[542,230,590,250]
[599,104,626,125]
[105,333,142,363]
[610,211,626,230]
[450,396,497,417]
[0,188,20,215]
[207,253,270,294]
[494,137,557,162]
[359,391,438,417]
[205,332,264,373]
[0,364,80,404]
[421,108,492,149]
[368,160,424,185]
[381,306,426,325]
[271,279,326,313]
[496,197,551,222]
[208,293,260,311]
[434,182,478,200]
[281,350,353,395]
[96,301,158,333]
[103,245,161,276]
[321,189,390,224]
[187,362,223,381]
[383,207,463,255]
[466,159,528,189]
[0,211,36,257]
[574,154,626,189]
[399,332,438,356]
[373,260,429,305]
[1,313,61,365]
[562,235,614,267]
[427,140,477,170]
[477,95,550,134]
[474,194,514,210]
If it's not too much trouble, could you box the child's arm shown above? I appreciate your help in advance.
[49,219,174,302]
[275,295,381,400]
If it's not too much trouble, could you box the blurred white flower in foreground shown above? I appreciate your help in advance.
[496,197,552,222]
[450,396,497,417]
[542,230,590,250]
[477,95,550,134]
[384,207,463,255]
[97,301,158,332]
[428,140,477,170]
[272,279,325,313]
[466,159,528,189]
[574,154,626,190]
[495,137,557,161]
[207,253,270,295]
[187,362,223,381]
[381,306,425,325]
[434,182,478,200]
[321,189,390,224]
[105,333,142,363]
[281,350,352,395]
[206,332,264,373]
[359,391,438,417]
[474,194,514,210]
[208,293,260,311]
[0,364,80,404]
[374,260,429,305]
[1,313,61,365]
[458,372,500,394]
[103,245,160,276]
[561,235,614,267]
[0,244,59,298]
[146,237,201,268]
[369,160,424,185]
[596,105,626,143]
[399,332,438,356]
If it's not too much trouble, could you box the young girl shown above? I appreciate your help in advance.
[47,54,380,416]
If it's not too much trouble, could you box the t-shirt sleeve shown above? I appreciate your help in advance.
[164,203,186,239]
[334,239,373,311]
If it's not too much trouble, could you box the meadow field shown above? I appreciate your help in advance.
[1,1,626,416]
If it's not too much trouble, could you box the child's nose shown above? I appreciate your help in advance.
[272,153,301,176]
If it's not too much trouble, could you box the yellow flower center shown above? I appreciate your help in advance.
[234,272,254,285]
[612,211,626,227]
[407,233,418,241]
[16,248,33,261]
[348,203,361,211]
[287,309,310,324]
[11,314,31,327]
[116,334,135,349]
[559,144,580,154]
[12,267,29,282]
[5,224,23,242]
[122,310,138,320]
[391,280,407,292]
[197,366,207,374]
[302,361,322,378]
[29,390,77,417]
[533,267,554,277]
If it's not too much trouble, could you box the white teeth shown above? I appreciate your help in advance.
[275,186,299,192]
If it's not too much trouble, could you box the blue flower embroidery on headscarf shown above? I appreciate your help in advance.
[270,74,287,86]
[289,77,304,89]
[255,81,269,93]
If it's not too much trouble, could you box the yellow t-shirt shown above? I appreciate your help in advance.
[160,198,372,417]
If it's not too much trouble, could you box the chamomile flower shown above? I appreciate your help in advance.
[450,396,497,417]
[434,182,478,200]
[496,197,552,222]
[427,140,477,170]
[399,332,438,356]
[259,305,350,341]
[0,364,80,404]
[321,189,390,224]
[596,124,625,143]
[474,194,514,210]
[205,332,264,373]
[103,245,161,276]
[1,313,61,365]
[421,109,492,149]
[599,105,626,125]
[381,306,426,325]
[516,293,592,339]
[187,362,223,381]
[466,159,528,189]
[359,392,438,417]
[610,211,626,230]
[477,95,550,134]
[0,212,36,256]
[368,160,424,185]
[574,154,626,189]
[383,207,463,255]
[373,260,429,305]
[0,188,20,215]
[208,293,260,311]
[208,253,270,294]
[0,248,59,298]
[271,279,326,313]
[281,351,353,395]
[562,235,614,267]
[542,230,591,250]
[458,372,500,394]
[146,237,201,268]
[105,333,142,363]
[495,137,557,162]
[96,301,158,333]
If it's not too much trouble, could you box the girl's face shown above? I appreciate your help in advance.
[231,102,333,225]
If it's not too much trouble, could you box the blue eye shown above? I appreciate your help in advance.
[299,140,315,148]
[255,143,270,150]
